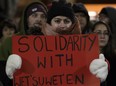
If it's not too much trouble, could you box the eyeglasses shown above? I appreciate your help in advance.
[94,31,110,36]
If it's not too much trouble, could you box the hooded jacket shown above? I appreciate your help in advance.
[72,3,92,34]
[0,0,48,61]
[0,1,48,86]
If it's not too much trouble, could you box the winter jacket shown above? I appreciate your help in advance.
[0,1,47,86]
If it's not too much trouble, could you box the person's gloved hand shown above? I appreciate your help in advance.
[89,54,108,82]
[6,54,22,79]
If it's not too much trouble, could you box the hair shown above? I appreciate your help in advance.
[92,21,111,34]
[92,21,113,58]
[0,19,17,38]
[72,3,89,22]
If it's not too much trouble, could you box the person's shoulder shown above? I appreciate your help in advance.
[0,37,12,49]
[4,37,12,43]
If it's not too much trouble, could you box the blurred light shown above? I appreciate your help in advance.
[89,11,97,16]
[88,11,97,20]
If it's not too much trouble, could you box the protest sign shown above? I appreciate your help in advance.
[12,34,100,86]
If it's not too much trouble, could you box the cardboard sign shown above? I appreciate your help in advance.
[12,34,100,86]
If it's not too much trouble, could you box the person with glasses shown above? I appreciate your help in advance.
[98,6,116,86]
[92,21,111,53]
[91,21,116,86]
[98,7,116,56]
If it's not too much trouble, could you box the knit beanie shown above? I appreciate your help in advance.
[26,2,47,18]
[72,3,89,21]
[47,1,75,24]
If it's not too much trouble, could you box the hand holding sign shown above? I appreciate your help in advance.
[6,54,22,79]
[89,53,108,82]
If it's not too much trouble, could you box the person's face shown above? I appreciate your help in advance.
[93,24,110,48]
[28,11,46,29]
[75,12,87,31]
[99,14,110,24]
[50,16,72,35]
[27,11,46,35]
[2,26,15,38]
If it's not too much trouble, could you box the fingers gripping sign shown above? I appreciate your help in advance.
[89,54,108,82]
[6,54,22,79]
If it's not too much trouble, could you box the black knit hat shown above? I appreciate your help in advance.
[72,3,89,21]
[47,1,75,24]
[26,2,47,18]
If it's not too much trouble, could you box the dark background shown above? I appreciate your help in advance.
[75,0,116,4]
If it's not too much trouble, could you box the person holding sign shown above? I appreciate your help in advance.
[1,0,108,86]
[45,1,108,85]
[0,0,48,86]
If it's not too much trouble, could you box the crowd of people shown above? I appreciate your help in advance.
[0,0,116,86]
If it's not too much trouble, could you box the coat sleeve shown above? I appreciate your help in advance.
[0,37,12,61]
